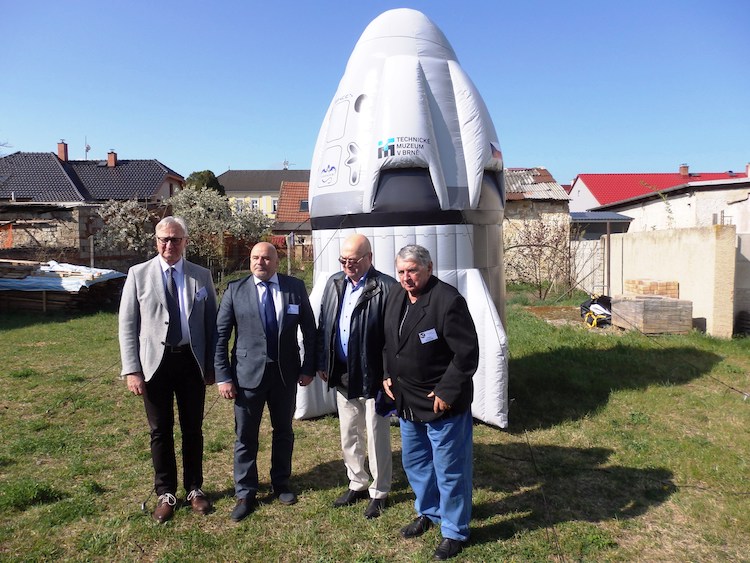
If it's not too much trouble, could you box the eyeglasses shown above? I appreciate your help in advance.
[156,236,184,245]
[338,255,366,266]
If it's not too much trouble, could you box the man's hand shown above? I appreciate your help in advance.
[383,378,395,400]
[298,374,314,387]
[126,373,146,396]
[218,381,236,399]
[427,391,450,414]
[316,370,328,382]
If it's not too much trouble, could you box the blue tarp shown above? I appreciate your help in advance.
[0,261,126,293]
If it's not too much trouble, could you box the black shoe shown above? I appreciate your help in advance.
[434,538,465,560]
[230,497,256,522]
[400,515,433,538]
[364,497,386,519]
[333,488,369,508]
[273,486,298,506]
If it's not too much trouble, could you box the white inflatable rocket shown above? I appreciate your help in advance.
[296,8,509,428]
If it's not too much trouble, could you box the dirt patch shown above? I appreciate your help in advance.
[526,305,583,326]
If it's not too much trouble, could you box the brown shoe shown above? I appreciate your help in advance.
[187,488,211,515]
[153,493,177,523]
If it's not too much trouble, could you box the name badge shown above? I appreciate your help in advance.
[419,328,438,344]
[287,304,300,315]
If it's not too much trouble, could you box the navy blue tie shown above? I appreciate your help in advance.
[262,281,278,361]
[166,267,181,346]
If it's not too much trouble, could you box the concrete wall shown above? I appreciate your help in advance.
[606,225,737,338]
[572,239,604,295]
[736,234,750,322]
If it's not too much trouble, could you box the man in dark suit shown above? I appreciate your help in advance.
[119,216,217,523]
[215,242,316,522]
[383,244,479,561]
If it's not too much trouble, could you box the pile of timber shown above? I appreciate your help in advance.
[611,295,693,335]
[0,259,125,313]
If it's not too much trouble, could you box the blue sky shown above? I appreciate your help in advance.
[3,0,748,185]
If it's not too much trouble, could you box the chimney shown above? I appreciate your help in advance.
[107,150,117,168]
[746,163,750,178]
[679,163,689,177]
[57,140,68,161]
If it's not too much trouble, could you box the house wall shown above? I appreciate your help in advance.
[606,225,737,338]
[0,208,82,250]
[610,187,750,233]
[568,178,600,212]
[736,234,750,323]
[228,195,278,218]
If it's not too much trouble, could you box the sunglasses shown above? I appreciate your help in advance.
[156,236,184,245]
[338,256,366,266]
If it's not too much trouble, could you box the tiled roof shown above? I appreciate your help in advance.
[70,159,180,200]
[0,152,87,202]
[275,181,310,225]
[577,171,747,207]
[218,169,310,193]
[0,151,182,202]
[504,167,569,201]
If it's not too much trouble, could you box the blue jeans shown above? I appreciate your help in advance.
[400,410,473,541]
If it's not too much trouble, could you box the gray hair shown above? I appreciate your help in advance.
[396,244,432,268]
[156,216,189,237]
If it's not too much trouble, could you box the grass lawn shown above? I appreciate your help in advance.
[0,306,748,562]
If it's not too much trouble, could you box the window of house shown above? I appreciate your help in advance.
[272,198,278,212]
[251,199,259,210]
[299,200,309,212]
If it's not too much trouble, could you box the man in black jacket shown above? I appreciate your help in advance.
[316,234,397,519]
[383,244,479,561]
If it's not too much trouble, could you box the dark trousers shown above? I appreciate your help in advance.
[143,349,205,495]
[233,363,297,498]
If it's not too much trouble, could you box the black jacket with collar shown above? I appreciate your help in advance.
[316,266,397,399]
[384,275,479,422]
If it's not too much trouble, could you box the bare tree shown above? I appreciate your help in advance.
[504,216,572,300]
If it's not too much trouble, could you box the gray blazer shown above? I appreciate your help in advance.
[118,256,218,381]
[214,274,316,389]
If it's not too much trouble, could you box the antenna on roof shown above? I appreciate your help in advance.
[282,159,296,170]
[84,136,91,160]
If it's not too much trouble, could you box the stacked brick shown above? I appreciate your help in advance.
[612,279,692,334]
[624,279,680,299]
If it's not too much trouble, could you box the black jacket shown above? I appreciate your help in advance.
[384,276,479,422]
[316,267,397,399]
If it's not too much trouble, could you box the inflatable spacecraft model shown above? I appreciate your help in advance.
[295,8,509,428]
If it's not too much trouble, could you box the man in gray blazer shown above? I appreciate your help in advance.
[215,242,316,522]
[119,216,218,523]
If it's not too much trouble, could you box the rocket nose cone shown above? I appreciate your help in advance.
[356,8,456,60]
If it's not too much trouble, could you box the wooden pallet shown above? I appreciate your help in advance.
[612,295,693,334]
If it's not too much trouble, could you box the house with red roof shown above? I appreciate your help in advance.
[271,181,312,262]
[569,163,749,215]
[570,164,750,234]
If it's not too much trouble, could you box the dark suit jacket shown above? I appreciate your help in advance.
[214,273,316,389]
[384,275,478,422]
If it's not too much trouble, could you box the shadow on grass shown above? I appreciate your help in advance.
[508,344,722,431]
[0,308,116,331]
[471,442,676,544]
